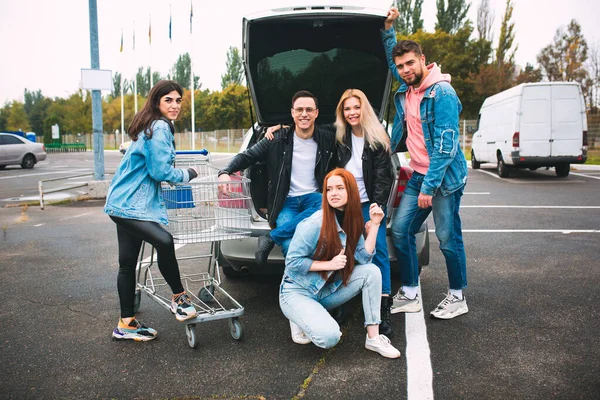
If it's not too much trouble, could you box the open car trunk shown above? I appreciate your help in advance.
[243,6,392,126]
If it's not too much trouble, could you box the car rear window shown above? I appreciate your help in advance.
[247,16,389,125]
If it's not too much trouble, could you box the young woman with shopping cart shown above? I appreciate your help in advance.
[104,80,199,341]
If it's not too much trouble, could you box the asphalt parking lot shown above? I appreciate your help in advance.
[1,153,599,399]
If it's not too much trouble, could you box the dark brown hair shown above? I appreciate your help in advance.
[391,40,423,59]
[128,80,183,140]
[291,90,319,109]
[313,168,364,285]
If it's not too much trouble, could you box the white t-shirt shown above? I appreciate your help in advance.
[288,132,319,197]
[345,134,369,203]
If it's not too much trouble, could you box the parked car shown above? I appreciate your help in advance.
[0,132,47,169]
[215,5,429,278]
[471,82,588,178]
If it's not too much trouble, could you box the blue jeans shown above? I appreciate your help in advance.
[361,202,391,295]
[391,172,467,290]
[270,192,322,256]
[279,263,382,349]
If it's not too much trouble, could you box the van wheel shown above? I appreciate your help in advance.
[555,164,570,177]
[497,156,510,178]
[471,150,481,169]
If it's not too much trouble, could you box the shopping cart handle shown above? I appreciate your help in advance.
[176,149,209,156]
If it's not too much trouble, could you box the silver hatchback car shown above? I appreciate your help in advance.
[0,133,47,169]
[216,5,429,277]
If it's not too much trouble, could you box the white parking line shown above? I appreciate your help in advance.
[0,169,90,180]
[570,172,600,181]
[464,192,490,195]
[59,212,95,221]
[406,286,433,400]
[461,205,600,209]
[445,229,599,233]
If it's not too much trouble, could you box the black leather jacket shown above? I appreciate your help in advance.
[220,124,337,227]
[337,127,393,207]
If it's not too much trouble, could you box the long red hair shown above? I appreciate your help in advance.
[313,168,364,285]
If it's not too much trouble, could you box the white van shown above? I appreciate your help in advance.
[471,82,588,177]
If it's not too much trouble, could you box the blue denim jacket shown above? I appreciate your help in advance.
[284,210,374,294]
[104,120,190,225]
[381,27,468,196]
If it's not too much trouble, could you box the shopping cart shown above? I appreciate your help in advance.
[134,149,251,348]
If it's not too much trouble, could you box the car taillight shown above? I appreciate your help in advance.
[583,131,588,147]
[512,132,520,147]
[393,166,413,208]
[42,145,46,152]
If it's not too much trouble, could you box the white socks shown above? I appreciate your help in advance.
[403,286,464,300]
[402,285,419,299]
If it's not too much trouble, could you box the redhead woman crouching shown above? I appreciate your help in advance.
[279,168,400,358]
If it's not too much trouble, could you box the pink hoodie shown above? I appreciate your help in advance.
[404,63,451,175]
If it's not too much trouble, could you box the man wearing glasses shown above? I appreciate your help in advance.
[218,90,337,265]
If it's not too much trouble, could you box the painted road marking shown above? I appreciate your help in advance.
[406,285,433,400]
[59,212,95,221]
[0,169,90,180]
[571,172,600,181]
[461,205,600,209]
[437,229,599,233]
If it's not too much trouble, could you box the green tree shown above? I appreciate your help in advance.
[476,0,494,41]
[496,0,517,67]
[0,103,11,131]
[7,101,31,131]
[221,46,245,89]
[537,19,589,83]
[435,0,471,34]
[394,0,424,35]
[112,72,123,98]
[586,40,599,112]
[23,89,51,136]
[172,53,200,90]
[515,63,543,84]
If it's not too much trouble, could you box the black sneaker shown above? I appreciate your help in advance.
[379,296,393,337]
[255,234,275,265]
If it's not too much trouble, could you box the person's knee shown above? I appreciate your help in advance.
[153,231,175,250]
[312,329,342,349]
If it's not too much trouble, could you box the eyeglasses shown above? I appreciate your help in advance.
[292,107,317,115]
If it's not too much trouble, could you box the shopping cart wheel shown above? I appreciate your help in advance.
[198,285,215,303]
[229,318,244,340]
[133,289,141,314]
[186,324,199,349]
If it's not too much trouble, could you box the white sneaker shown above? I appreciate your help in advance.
[290,320,311,345]
[430,292,469,319]
[391,290,422,314]
[365,334,401,359]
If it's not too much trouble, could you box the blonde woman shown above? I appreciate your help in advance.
[334,89,394,336]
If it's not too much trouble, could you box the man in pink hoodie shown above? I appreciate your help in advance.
[381,7,469,319]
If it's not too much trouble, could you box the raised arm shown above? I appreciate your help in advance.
[381,7,403,83]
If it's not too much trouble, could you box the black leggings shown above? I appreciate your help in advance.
[110,216,184,318]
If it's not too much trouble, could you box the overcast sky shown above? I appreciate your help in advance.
[1,0,598,105]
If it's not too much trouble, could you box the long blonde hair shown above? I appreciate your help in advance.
[334,89,390,152]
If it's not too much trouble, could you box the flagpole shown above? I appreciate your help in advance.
[120,29,125,145]
[133,21,138,114]
[169,4,172,78]
[149,13,153,88]
[190,0,195,150]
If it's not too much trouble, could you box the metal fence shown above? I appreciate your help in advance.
[51,119,600,153]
